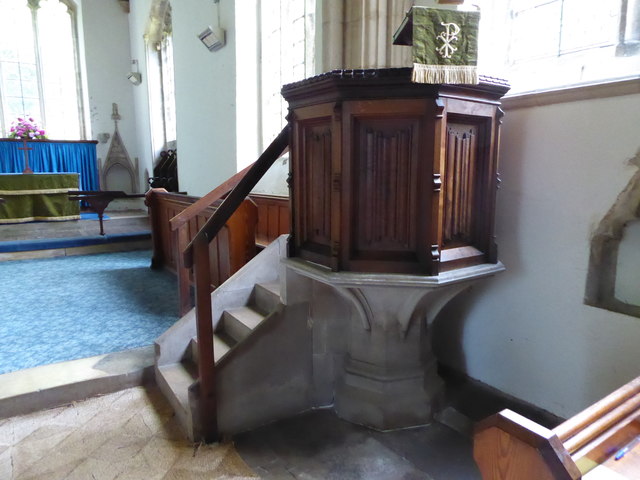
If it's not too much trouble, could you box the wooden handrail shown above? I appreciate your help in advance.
[553,376,640,446]
[184,125,290,267]
[170,161,256,231]
[561,393,640,455]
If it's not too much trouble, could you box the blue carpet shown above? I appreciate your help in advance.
[0,250,178,374]
[80,212,110,220]
[0,232,151,253]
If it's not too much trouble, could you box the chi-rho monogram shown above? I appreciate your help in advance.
[436,22,461,59]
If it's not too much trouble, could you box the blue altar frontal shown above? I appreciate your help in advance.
[0,139,99,191]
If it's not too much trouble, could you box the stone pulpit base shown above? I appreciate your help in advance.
[284,258,504,431]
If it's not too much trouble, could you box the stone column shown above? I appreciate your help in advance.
[285,259,505,431]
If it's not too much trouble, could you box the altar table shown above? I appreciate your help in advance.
[0,173,80,223]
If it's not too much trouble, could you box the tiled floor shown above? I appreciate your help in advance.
[1,382,482,480]
[0,386,258,480]
[235,409,481,480]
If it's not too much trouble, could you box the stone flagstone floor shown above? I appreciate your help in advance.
[0,386,257,480]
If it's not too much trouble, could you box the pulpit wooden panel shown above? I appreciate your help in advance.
[282,68,509,275]
[291,104,335,267]
[341,99,432,273]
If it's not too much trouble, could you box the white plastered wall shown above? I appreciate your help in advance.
[170,0,237,197]
[80,0,141,188]
[434,89,640,419]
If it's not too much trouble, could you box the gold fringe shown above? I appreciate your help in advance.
[0,187,78,195]
[0,214,80,224]
[412,63,479,85]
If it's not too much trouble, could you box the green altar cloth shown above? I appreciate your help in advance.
[0,173,80,223]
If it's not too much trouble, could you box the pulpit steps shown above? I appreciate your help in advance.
[154,236,293,440]
[155,280,281,440]
[184,284,281,366]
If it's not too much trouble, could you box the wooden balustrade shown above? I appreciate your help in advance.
[474,375,640,479]
[145,189,259,315]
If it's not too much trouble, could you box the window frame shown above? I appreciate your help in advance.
[480,0,640,95]
[258,0,315,152]
[0,0,86,139]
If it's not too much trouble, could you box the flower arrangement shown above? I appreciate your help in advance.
[8,117,47,140]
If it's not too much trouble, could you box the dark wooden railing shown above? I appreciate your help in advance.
[183,125,290,442]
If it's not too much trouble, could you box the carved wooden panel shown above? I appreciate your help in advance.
[304,126,332,246]
[282,68,509,275]
[293,117,334,265]
[352,119,419,258]
[443,123,479,247]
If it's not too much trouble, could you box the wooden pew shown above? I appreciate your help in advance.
[474,375,640,479]
[145,189,258,314]
[248,194,289,249]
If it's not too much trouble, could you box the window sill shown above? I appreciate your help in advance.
[501,76,640,110]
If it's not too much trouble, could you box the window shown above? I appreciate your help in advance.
[479,0,640,93]
[146,0,176,158]
[0,0,84,139]
[260,0,315,149]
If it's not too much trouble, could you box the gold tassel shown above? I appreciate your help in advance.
[412,63,479,85]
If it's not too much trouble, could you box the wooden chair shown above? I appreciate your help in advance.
[474,375,640,479]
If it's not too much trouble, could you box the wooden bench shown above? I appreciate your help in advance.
[474,375,640,479]
[145,189,258,314]
[68,190,146,235]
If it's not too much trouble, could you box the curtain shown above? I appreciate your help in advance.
[0,140,99,191]
[321,0,413,70]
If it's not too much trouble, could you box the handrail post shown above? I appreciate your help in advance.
[144,188,168,269]
[175,225,192,316]
[193,235,218,442]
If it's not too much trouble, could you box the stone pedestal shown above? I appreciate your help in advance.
[285,258,505,431]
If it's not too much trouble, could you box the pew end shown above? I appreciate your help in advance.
[474,409,581,480]
[474,376,640,479]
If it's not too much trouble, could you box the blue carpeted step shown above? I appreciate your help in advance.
[0,231,150,253]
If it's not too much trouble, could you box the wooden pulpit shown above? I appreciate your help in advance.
[282,68,509,275]
[280,69,510,432]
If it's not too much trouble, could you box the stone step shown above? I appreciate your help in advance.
[221,306,265,344]
[156,362,196,429]
[187,334,235,365]
[253,281,281,315]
